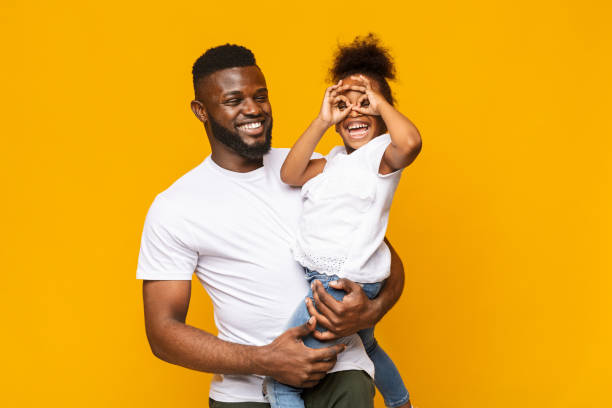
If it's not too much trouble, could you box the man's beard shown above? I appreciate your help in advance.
[208,116,272,160]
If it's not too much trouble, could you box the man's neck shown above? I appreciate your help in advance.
[210,149,264,173]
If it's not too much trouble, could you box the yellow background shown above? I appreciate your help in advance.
[2,1,611,407]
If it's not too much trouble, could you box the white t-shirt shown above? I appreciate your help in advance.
[136,148,374,403]
[292,134,402,283]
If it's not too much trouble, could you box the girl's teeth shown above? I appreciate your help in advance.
[349,127,368,137]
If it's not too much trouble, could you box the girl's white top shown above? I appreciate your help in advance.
[292,134,402,283]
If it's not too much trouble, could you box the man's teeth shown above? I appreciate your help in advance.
[238,122,262,130]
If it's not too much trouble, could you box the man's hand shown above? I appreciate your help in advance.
[305,239,405,341]
[259,316,346,388]
[305,279,382,341]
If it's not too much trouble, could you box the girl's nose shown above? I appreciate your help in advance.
[348,107,362,117]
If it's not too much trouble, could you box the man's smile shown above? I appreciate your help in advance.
[237,120,264,136]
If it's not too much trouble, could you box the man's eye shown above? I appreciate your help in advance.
[337,101,347,110]
[225,99,241,105]
[360,99,370,107]
[256,95,268,102]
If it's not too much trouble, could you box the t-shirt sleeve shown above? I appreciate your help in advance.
[324,146,345,161]
[136,195,197,280]
[366,134,402,178]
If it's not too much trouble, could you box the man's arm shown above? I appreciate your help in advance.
[305,238,405,340]
[143,280,346,388]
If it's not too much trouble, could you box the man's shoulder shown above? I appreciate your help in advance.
[158,158,212,197]
[264,147,290,168]
[268,147,291,156]
[264,147,323,168]
[147,158,214,216]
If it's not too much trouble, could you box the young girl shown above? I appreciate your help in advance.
[266,34,421,408]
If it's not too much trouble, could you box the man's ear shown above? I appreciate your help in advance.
[190,100,208,124]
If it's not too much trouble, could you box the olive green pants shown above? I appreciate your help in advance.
[209,370,375,408]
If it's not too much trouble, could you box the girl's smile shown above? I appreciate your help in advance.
[335,75,386,151]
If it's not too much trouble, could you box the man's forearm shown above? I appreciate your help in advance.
[370,238,405,324]
[147,318,265,375]
[146,315,344,388]
[143,280,344,388]
[143,280,262,375]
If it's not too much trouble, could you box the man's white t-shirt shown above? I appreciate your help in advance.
[136,148,374,403]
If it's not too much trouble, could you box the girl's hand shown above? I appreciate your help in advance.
[346,75,387,116]
[317,80,353,127]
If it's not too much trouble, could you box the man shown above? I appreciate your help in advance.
[137,44,405,408]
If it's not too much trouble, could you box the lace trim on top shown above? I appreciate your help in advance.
[291,243,346,276]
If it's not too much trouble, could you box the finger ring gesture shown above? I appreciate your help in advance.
[347,74,386,116]
[317,80,353,127]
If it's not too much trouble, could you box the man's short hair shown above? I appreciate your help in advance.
[192,44,256,90]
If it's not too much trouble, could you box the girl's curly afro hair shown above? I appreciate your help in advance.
[330,33,396,105]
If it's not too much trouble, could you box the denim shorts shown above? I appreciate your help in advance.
[303,267,383,301]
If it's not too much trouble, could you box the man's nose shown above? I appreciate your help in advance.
[242,98,262,116]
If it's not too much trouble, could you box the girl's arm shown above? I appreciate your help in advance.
[280,81,353,186]
[279,118,328,187]
[350,75,422,174]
